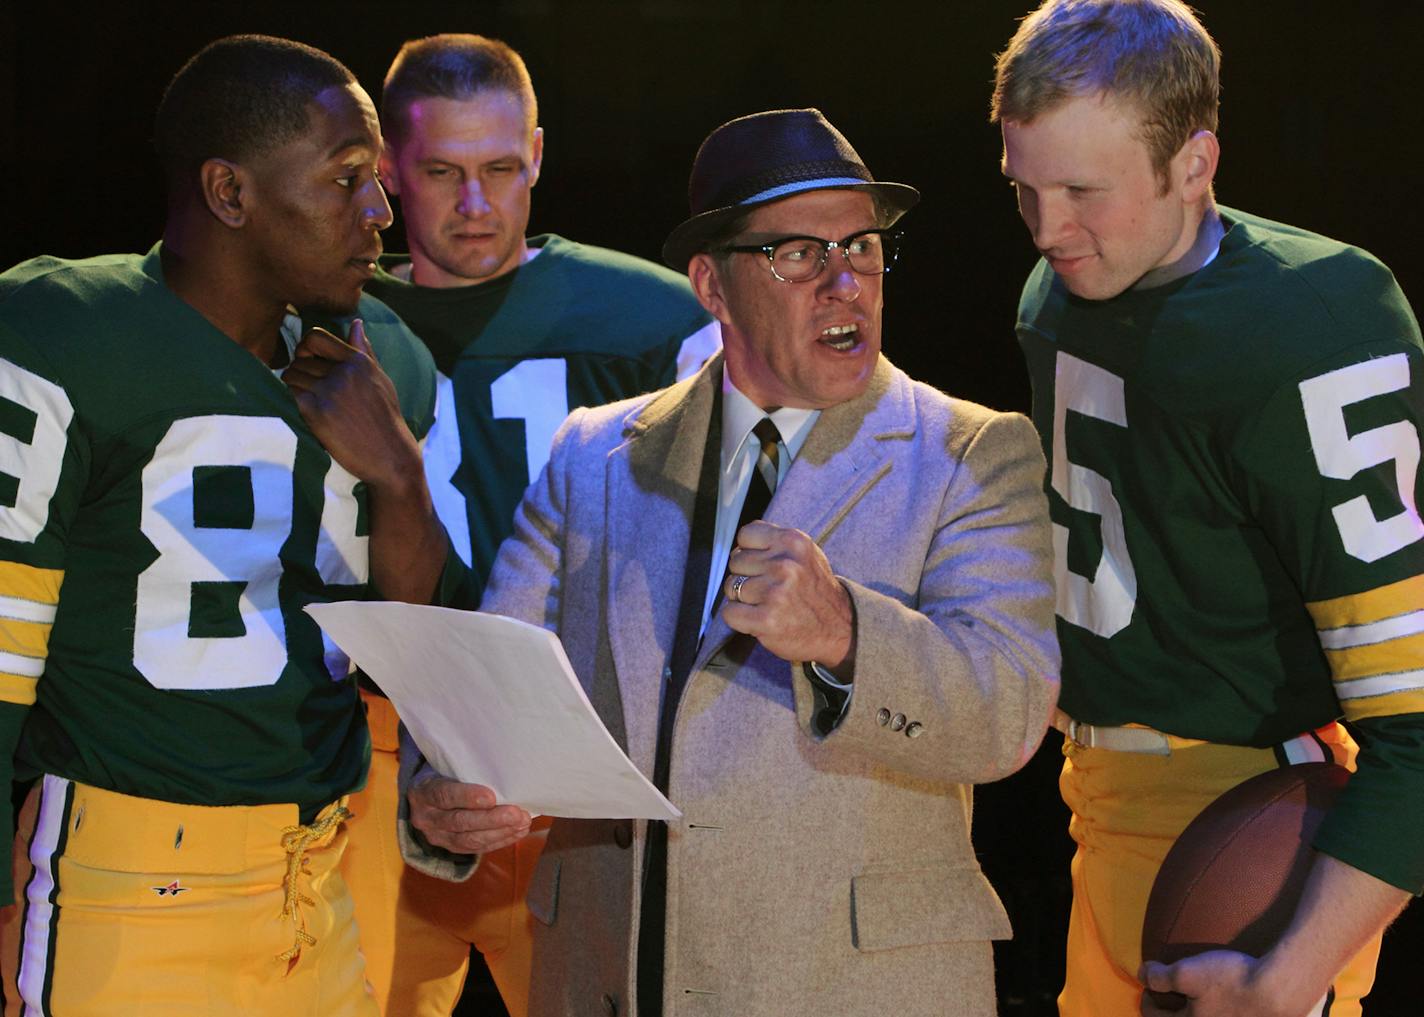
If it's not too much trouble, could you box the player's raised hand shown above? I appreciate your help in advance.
[286,318,448,603]
[283,318,422,492]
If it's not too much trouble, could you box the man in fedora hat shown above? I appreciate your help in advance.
[399,108,1060,1017]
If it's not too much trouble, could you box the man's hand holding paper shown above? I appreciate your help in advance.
[407,775,532,855]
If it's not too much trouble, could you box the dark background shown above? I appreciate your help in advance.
[3,1,1420,1013]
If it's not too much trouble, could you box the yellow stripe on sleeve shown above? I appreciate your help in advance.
[0,561,63,607]
[1324,632,1424,682]
[1341,688,1424,722]
[1307,575,1424,629]
[0,562,63,705]
[0,617,54,659]
[0,672,38,706]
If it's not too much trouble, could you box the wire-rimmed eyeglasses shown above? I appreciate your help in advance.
[718,228,902,283]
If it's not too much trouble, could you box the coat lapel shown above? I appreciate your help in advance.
[606,356,722,772]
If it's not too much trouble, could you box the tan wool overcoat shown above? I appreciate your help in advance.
[403,353,1059,1017]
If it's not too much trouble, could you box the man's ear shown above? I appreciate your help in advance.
[200,158,248,229]
[1176,129,1220,204]
[378,147,401,197]
[528,126,545,188]
[688,252,731,323]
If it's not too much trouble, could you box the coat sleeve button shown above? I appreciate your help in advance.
[877,707,891,726]
[890,712,907,731]
[905,721,923,738]
[602,993,619,1016]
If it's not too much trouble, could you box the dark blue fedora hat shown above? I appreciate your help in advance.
[662,108,919,271]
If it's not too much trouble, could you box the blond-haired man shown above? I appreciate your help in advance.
[993,3,1424,1015]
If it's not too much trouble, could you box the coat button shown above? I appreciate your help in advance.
[890,712,907,731]
[601,993,619,1016]
[905,721,923,738]
[662,666,672,680]
[613,820,633,849]
[877,708,891,726]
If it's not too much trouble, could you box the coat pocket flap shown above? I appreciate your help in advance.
[526,854,562,927]
[851,865,1012,952]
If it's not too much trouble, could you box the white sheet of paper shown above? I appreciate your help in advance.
[306,602,679,821]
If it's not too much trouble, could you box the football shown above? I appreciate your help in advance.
[1140,762,1349,1008]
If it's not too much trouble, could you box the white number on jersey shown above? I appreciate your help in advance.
[1052,352,1138,636]
[425,373,472,567]
[314,459,367,681]
[424,360,571,568]
[422,340,714,570]
[0,358,75,544]
[315,460,368,586]
[1299,353,1424,563]
[136,417,294,690]
[135,416,368,690]
[491,358,569,491]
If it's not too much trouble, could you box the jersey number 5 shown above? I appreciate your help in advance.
[1052,352,1137,637]
[1299,353,1424,563]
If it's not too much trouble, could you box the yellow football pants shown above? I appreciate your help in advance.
[1058,723,1381,1017]
[341,689,549,1017]
[2,776,374,1017]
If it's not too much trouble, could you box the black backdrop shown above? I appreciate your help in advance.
[4,1,1421,1013]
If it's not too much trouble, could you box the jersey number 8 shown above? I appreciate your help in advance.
[1,358,367,694]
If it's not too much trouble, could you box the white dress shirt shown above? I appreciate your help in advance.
[698,375,817,634]
[696,373,854,727]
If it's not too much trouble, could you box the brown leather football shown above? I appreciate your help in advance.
[1140,762,1349,1009]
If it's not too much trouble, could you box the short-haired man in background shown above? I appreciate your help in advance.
[993,2,1424,1014]
[0,35,456,1015]
[340,33,718,1017]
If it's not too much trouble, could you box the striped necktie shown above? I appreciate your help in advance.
[736,417,783,533]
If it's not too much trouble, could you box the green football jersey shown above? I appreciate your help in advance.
[366,234,718,590]
[0,246,437,873]
[1017,207,1424,891]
